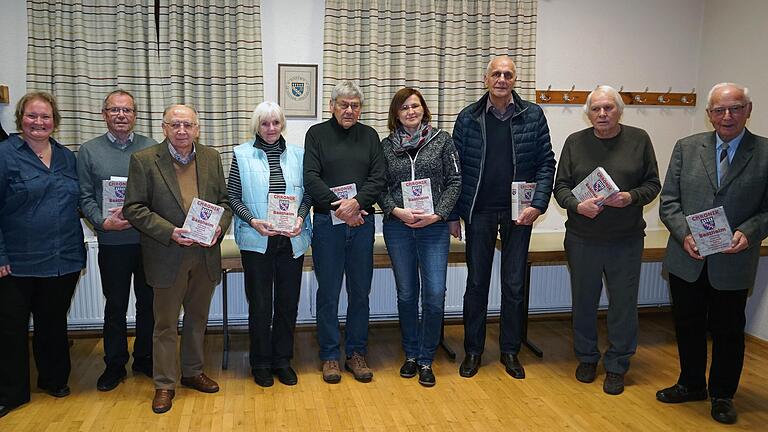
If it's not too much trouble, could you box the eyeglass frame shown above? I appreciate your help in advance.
[163,121,198,130]
[707,103,749,117]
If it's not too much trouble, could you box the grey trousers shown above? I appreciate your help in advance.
[564,235,643,375]
[152,248,216,389]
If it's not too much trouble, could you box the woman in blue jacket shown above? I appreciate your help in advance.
[228,102,312,387]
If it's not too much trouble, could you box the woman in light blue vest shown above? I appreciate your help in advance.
[228,102,312,387]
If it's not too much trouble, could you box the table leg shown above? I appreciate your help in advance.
[222,269,230,370]
[522,261,543,357]
[439,316,456,360]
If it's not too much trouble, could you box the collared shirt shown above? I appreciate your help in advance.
[486,96,515,121]
[715,128,745,185]
[106,131,134,150]
[0,135,86,276]
[168,141,196,165]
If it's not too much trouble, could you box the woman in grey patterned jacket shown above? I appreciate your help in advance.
[379,87,461,387]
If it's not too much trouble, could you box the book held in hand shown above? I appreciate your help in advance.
[511,182,536,219]
[572,167,620,205]
[401,178,434,215]
[685,206,733,257]
[102,178,127,219]
[181,197,225,245]
[330,183,357,225]
[267,193,298,232]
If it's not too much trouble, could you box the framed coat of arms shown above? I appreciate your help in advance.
[278,64,318,118]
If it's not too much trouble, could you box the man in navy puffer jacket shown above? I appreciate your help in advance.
[448,55,555,380]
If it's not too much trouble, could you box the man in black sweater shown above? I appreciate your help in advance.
[303,80,386,384]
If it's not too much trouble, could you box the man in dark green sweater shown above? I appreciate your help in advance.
[554,85,660,395]
[303,80,386,384]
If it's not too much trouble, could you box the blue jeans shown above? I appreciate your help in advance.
[312,212,375,360]
[463,211,531,355]
[384,219,449,366]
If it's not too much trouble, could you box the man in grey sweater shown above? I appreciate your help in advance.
[77,90,157,391]
[554,85,660,395]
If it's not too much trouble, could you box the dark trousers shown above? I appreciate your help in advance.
[565,235,642,375]
[669,269,748,399]
[242,236,303,369]
[463,211,532,355]
[98,244,153,369]
[0,272,79,407]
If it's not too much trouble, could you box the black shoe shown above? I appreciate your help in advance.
[418,365,436,387]
[656,384,708,404]
[459,354,481,378]
[711,398,737,424]
[272,367,298,386]
[500,353,525,379]
[252,368,274,387]
[575,362,597,383]
[0,404,18,418]
[41,385,71,398]
[132,360,153,378]
[400,358,418,378]
[603,372,625,395]
[97,366,127,391]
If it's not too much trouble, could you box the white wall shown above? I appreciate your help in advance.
[0,0,28,132]
[535,0,704,232]
[695,0,768,339]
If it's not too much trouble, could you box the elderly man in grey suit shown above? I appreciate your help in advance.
[124,104,232,414]
[657,83,768,425]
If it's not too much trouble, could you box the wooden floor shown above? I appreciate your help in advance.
[2,313,768,431]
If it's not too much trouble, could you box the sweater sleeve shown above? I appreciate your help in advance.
[353,130,387,209]
[627,131,661,207]
[76,143,106,230]
[553,135,581,213]
[303,127,338,207]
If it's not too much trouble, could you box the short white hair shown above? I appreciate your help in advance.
[250,101,286,137]
[584,85,624,115]
[330,80,364,105]
[707,82,751,109]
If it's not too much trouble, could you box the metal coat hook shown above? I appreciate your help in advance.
[634,87,649,103]
[681,88,696,104]
[562,84,576,103]
[539,85,552,102]
[658,87,672,104]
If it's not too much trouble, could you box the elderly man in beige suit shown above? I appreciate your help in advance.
[124,104,232,414]
[657,83,768,425]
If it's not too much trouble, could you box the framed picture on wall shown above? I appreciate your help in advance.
[278,64,318,118]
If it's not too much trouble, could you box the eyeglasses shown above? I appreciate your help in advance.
[163,121,198,130]
[708,104,748,117]
[399,103,422,112]
[105,107,135,115]
[335,101,361,111]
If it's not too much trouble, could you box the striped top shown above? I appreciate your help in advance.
[228,136,311,223]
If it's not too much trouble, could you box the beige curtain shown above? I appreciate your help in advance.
[159,0,264,171]
[26,1,164,149]
[323,0,538,135]
[26,0,264,173]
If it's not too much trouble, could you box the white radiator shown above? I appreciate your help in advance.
[66,240,670,330]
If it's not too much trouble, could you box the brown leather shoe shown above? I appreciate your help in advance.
[180,373,219,393]
[152,389,175,414]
